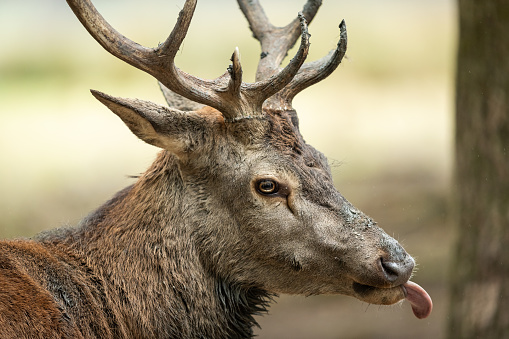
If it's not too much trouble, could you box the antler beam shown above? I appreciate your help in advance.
[66,0,310,120]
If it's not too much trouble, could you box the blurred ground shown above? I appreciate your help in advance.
[0,0,456,338]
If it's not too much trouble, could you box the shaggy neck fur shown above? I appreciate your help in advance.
[38,151,273,338]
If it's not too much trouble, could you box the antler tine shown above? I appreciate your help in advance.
[226,47,243,97]
[280,20,348,105]
[238,0,322,81]
[156,0,196,61]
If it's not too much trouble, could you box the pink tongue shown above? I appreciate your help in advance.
[403,281,433,319]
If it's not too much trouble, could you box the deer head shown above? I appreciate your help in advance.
[66,0,432,319]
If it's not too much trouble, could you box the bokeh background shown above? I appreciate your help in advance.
[0,0,455,337]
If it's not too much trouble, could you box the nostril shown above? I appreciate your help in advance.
[379,257,414,285]
[380,259,401,282]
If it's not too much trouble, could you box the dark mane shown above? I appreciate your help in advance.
[215,280,274,338]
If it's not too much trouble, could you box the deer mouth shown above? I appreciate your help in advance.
[352,280,432,319]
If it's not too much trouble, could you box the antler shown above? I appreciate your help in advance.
[238,0,347,109]
[66,0,310,120]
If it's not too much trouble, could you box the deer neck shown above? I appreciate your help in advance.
[52,151,271,338]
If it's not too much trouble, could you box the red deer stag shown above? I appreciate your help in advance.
[0,0,432,337]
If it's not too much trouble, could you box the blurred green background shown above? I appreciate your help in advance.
[0,0,455,338]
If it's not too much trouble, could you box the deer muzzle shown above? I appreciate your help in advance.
[348,235,432,319]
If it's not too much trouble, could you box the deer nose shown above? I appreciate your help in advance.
[379,256,414,285]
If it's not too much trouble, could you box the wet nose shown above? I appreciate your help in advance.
[379,256,415,285]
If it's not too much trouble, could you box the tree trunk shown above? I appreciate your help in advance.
[448,0,509,338]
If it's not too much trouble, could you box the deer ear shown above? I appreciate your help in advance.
[91,90,207,157]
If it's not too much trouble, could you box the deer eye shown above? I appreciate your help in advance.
[256,179,279,195]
